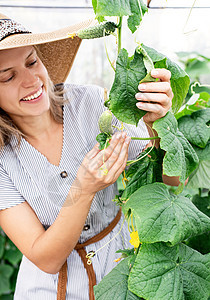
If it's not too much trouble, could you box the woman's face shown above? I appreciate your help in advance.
[0,46,50,122]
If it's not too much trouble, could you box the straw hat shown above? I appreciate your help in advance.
[0,13,97,84]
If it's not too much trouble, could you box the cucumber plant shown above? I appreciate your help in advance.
[78,1,210,299]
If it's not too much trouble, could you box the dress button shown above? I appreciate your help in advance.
[83,224,90,231]
[60,171,68,178]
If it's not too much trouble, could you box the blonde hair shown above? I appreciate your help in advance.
[0,77,66,150]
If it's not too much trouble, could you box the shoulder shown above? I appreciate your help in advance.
[64,83,104,105]
[63,83,106,120]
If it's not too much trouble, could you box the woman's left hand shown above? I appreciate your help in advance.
[135,68,173,125]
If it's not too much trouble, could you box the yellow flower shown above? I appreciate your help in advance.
[114,257,122,263]
[129,231,140,248]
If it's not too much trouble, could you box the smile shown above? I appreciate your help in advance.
[22,87,43,101]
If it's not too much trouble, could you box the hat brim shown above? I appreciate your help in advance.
[0,18,97,84]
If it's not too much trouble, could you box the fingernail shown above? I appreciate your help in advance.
[151,69,158,76]
[135,93,143,100]
[138,84,146,91]
[115,132,121,139]
[122,132,127,138]
[136,102,143,108]
[125,136,131,144]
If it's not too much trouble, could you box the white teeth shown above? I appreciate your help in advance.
[22,87,42,101]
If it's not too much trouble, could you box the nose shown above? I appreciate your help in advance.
[21,68,39,88]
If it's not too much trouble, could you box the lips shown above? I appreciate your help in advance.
[21,85,43,101]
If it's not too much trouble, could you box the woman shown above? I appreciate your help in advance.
[0,13,175,300]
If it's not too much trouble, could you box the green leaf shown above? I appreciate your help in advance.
[178,109,210,148]
[192,193,210,217]
[109,48,147,125]
[186,193,210,254]
[128,242,210,300]
[92,0,147,31]
[153,112,199,184]
[93,0,131,17]
[192,140,210,161]
[0,235,5,258]
[175,93,210,120]
[192,82,210,95]
[142,44,190,113]
[136,44,156,83]
[121,147,163,200]
[187,160,210,190]
[4,248,22,265]
[0,264,13,295]
[127,0,148,34]
[96,132,111,150]
[0,295,14,300]
[94,256,140,300]
[123,183,210,245]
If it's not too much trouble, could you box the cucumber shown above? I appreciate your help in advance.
[77,21,117,39]
[98,110,113,135]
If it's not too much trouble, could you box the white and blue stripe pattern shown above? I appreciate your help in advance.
[0,84,150,299]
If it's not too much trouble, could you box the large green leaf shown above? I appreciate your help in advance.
[187,160,210,190]
[92,0,148,33]
[109,48,147,125]
[153,112,199,184]
[123,183,210,245]
[94,256,141,300]
[178,109,210,148]
[0,264,13,294]
[109,46,190,126]
[128,242,210,300]
[121,148,163,200]
[143,44,190,113]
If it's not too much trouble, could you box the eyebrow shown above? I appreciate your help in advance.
[0,48,35,74]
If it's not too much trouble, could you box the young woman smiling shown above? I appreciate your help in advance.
[0,13,176,300]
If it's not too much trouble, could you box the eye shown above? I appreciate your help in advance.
[1,75,14,83]
[28,60,37,67]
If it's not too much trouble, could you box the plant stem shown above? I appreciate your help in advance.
[117,17,123,54]
[131,136,159,140]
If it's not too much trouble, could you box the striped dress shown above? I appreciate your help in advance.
[0,84,149,299]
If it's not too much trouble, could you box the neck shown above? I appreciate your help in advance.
[13,110,58,141]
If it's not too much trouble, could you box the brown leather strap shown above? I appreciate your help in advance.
[57,260,68,300]
[57,209,122,300]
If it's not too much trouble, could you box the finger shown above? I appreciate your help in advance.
[91,132,126,169]
[136,92,171,107]
[85,143,101,160]
[137,81,172,96]
[136,102,165,115]
[106,135,130,170]
[98,132,127,168]
[151,68,171,82]
[109,137,130,180]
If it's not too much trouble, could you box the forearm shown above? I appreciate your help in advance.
[31,190,94,274]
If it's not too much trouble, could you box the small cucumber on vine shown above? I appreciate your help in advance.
[98,110,113,135]
[77,21,117,39]
[96,110,113,150]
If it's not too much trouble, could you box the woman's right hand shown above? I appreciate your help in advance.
[75,132,131,197]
